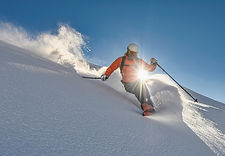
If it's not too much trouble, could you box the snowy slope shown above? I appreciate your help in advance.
[0,40,225,156]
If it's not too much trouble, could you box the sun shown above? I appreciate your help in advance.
[138,69,149,81]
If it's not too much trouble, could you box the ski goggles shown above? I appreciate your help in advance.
[127,50,137,57]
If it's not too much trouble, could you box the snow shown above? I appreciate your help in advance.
[0,24,224,155]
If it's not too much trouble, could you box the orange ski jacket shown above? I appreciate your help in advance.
[105,53,156,82]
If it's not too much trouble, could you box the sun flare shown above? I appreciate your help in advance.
[138,69,148,81]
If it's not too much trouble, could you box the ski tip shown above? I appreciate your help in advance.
[194,99,198,103]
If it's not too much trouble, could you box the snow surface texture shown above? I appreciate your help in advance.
[0,22,225,155]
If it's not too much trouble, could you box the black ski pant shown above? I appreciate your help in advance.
[122,80,154,107]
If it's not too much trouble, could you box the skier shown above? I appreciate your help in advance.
[101,43,157,116]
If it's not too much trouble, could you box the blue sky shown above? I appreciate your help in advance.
[0,0,225,103]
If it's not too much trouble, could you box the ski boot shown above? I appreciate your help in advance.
[141,103,155,116]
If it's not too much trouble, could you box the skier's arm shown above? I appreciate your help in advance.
[105,57,122,77]
[140,59,157,72]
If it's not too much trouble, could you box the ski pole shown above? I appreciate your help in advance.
[157,63,198,102]
[81,76,101,79]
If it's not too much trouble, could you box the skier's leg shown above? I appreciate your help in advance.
[123,81,153,106]
[139,82,154,107]
[132,81,151,105]
[123,81,139,94]
[123,81,154,116]
[135,82,154,116]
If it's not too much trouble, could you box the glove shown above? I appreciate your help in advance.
[150,58,158,66]
[101,74,108,81]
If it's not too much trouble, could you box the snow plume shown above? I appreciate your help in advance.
[0,21,101,75]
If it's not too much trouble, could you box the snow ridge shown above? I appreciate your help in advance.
[182,100,225,155]
[148,74,225,155]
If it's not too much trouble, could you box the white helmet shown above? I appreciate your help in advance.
[127,43,138,53]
